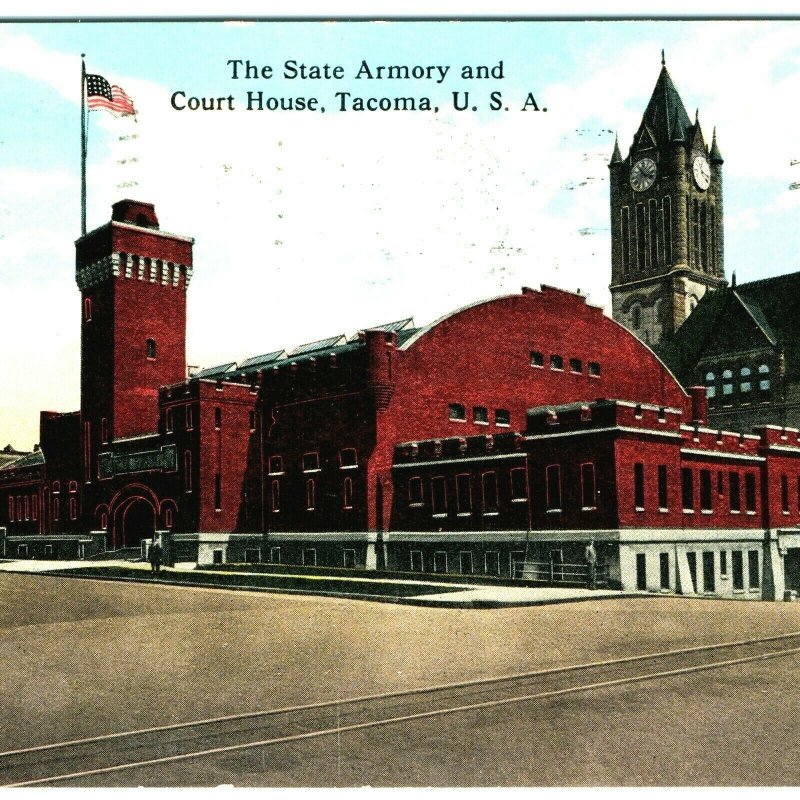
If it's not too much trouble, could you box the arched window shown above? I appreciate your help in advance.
[84,297,92,322]
[271,480,280,512]
[164,508,173,528]
[306,479,316,511]
[740,367,752,396]
[705,372,716,401]
[759,364,771,399]
[722,369,734,401]
[146,338,156,359]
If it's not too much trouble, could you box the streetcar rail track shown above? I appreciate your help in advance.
[4,630,800,787]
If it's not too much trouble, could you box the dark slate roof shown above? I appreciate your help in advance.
[238,350,287,370]
[638,65,692,150]
[660,272,800,383]
[0,449,45,472]
[289,335,347,356]
[203,317,420,382]
[361,317,415,334]
[192,362,237,379]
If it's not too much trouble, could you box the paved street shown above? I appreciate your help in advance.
[2,572,800,785]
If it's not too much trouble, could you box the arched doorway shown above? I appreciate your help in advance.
[118,498,156,548]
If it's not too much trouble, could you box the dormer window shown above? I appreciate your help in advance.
[146,338,156,359]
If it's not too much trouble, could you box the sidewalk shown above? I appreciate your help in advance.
[0,559,625,607]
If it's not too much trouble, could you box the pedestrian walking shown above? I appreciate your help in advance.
[149,538,162,574]
[585,539,597,589]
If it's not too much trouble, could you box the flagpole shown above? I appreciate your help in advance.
[80,54,87,236]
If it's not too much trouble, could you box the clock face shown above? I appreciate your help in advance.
[693,156,711,190]
[630,158,657,192]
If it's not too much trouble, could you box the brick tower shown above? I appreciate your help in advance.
[609,55,726,348]
[76,200,194,485]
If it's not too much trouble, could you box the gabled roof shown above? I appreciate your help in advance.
[660,272,800,382]
[289,335,347,357]
[0,449,45,472]
[192,362,237,379]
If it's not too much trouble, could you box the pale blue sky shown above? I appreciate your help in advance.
[2,19,800,448]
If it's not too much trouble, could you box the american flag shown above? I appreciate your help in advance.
[85,73,136,117]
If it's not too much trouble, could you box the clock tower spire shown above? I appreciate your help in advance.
[609,57,726,348]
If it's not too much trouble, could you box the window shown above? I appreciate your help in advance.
[758,364,771,399]
[433,551,448,574]
[432,476,447,515]
[17,544,28,558]
[459,551,474,575]
[722,369,733,400]
[69,497,77,521]
[700,470,712,512]
[588,362,601,377]
[271,480,280,512]
[245,548,261,564]
[782,474,790,514]
[32,495,38,521]
[581,463,596,509]
[703,551,715,593]
[729,472,741,512]
[657,465,668,510]
[482,471,498,514]
[510,467,528,502]
[681,468,694,511]
[17,497,22,521]
[732,551,744,590]
[485,551,500,576]
[146,338,157,359]
[748,550,760,589]
[530,351,544,368]
[268,546,281,564]
[343,477,353,509]
[214,408,222,429]
[745,473,757,512]
[448,403,466,422]
[634,463,645,509]
[410,550,424,572]
[569,358,583,374]
[24,496,30,521]
[740,367,752,397]
[408,477,423,506]
[456,473,472,514]
[165,408,173,433]
[214,473,221,510]
[52,480,60,494]
[720,550,728,577]
[546,464,561,511]
[184,450,192,492]
[550,354,564,371]
[8,497,13,522]
[706,370,717,402]
[44,544,53,557]
[343,549,356,569]
[306,478,316,511]
[53,497,60,521]
[268,456,283,474]
[249,410,256,431]
[302,548,317,567]
[339,448,357,468]
[302,452,320,472]
[473,406,489,425]
[495,409,510,427]
[84,297,92,321]
[186,404,194,430]
[164,508,173,528]
[660,552,670,590]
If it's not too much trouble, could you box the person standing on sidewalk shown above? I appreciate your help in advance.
[149,538,162,575]
[585,540,597,589]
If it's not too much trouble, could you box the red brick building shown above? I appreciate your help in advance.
[2,199,800,599]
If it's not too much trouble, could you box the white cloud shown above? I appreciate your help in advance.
[3,22,800,447]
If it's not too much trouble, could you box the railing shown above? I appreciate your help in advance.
[513,559,608,587]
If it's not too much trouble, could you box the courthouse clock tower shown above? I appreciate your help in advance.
[609,55,726,348]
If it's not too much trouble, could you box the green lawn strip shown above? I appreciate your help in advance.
[43,565,468,598]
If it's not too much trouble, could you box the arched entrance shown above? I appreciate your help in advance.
[113,496,156,549]
[108,484,161,550]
